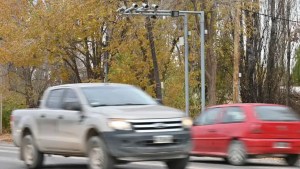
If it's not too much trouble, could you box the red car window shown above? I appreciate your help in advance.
[222,107,246,123]
[255,106,300,122]
[195,108,223,125]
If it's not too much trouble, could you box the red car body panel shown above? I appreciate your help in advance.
[191,103,300,157]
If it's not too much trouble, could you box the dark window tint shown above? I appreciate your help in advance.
[223,107,245,123]
[255,106,300,121]
[196,108,222,125]
[46,89,64,109]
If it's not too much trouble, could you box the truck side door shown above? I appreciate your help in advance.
[56,88,83,152]
[37,88,65,150]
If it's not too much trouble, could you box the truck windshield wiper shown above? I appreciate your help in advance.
[91,104,113,107]
[107,103,150,106]
[119,103,149,106]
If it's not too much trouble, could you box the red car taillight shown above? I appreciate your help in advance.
[250,123,262,134]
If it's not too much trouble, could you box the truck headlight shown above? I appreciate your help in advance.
[108,119,132,131]
[182,117,193,128]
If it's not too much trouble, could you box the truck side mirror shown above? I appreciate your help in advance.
[155,98,163,105]
[62,101,82,111]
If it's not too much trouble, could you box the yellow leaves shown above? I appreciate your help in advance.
[0,0,240,111]
[60,67,71,82]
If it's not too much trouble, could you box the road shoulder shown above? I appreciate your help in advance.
[0,133,13,144]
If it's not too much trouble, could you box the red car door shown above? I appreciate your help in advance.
[191,107,223,155]
[217,106,247,154]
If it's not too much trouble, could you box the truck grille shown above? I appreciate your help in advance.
[129,118,183,133]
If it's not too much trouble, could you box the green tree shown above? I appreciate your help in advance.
[292,48,300,85]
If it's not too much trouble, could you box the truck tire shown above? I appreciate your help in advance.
[227,140,247,166]
[21,134,44,169]
[284,154,299,166]
[87,136,115,169]
[166,156,189,169]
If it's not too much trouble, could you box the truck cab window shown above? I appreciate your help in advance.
[46,89,64,109]
[63,89,79,103]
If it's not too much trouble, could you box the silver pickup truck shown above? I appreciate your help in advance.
[11,83,192,169]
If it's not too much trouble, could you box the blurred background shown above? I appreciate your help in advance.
[0,0,300,133]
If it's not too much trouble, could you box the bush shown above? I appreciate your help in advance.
[2,97,26,133]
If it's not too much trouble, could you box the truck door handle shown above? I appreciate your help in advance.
[58,115,64,119]
[208,129,216,133]
[40,114,46,118]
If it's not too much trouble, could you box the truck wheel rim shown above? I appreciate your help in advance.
[90,147,104,169]
[24,142,34,166]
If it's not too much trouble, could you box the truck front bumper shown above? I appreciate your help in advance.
[102,130,191,161]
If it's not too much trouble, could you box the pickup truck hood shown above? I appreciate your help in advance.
[91,105,184,119]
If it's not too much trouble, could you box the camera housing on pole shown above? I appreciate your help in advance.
[117,3,206,116]
[136,3,149,12]
[142,3,149,9]
[117,6,126,13]
[124,3,138,13]
[171,11,180,17]
[151,4,159,11]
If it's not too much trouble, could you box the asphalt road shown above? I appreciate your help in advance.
[0,143,299,169]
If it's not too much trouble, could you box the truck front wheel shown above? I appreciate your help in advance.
[87,136,115,169]
[21,134,44,169]
[166,156,189,169]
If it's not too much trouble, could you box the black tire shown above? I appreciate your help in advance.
[284,154,299,166]
[166,156,189,169]
[87,136,115,169]
[115,160,129,165]
[227,140,247,166]
[21,134,44,169]
[223,157,229,163]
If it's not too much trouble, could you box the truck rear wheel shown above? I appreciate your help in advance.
[87,136,114,169]
[165,156,189,169]
[21,134,44,169]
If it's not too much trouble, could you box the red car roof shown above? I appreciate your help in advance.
[207,103,285,108]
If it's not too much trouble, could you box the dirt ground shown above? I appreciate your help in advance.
[0,133,12,143]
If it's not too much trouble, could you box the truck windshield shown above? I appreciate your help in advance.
[81,86,158,107]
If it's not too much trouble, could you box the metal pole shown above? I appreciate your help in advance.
[121,8,205,114]
[184,14,189,116]
[199,13,206,112]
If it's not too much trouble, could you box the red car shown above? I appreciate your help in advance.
[191,103,300,166]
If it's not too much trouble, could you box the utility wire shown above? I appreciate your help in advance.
[216,1,300,24]
[243,9,300,24]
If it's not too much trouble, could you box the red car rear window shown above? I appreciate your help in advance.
[255,106,300,121]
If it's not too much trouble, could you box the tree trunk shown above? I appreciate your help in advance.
[191,0,217,106]
[23,67,36,108]
[233,3,241,103]
[286,0,291,106]
[206,2,217,106]
[84,38,93,79]
[264,0,277,103]
[145,17,162,99]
